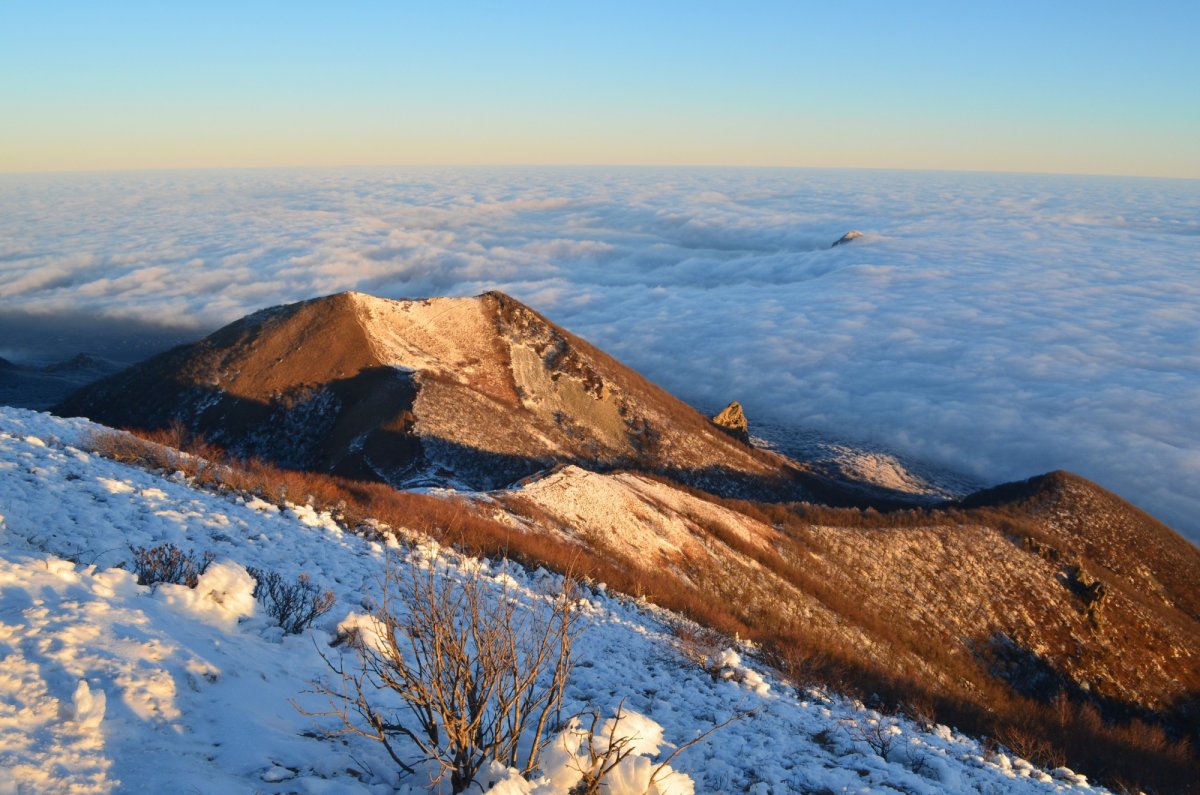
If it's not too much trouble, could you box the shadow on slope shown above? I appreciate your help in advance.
[58,363,941,508]
[80,424,1200,794]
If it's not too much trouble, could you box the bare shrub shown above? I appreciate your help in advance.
[994,721,1066,770]
[566,702,738,795]
[902,741,931,778]
[246,567,336,635]
[842,716,899,758]
[309,557,580,793]
[672,624,728,676]
[130,543,213,588]
[900,698,937,733]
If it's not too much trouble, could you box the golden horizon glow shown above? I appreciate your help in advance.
[2,2,1197,180]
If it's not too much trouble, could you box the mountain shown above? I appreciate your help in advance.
[495,465,1200,710]
[56,291,884,503]
[49,290,1200,790]
[479,464,1200,792]
[961,470,1200,622]
[0,352,122,410]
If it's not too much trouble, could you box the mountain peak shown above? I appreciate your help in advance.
[962,469,1200,620]
[57,291,799,497]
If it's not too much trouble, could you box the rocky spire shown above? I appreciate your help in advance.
[712,400,749,442]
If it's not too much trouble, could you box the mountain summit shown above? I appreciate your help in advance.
[57,291,806,494]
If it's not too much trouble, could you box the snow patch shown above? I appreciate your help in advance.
[157,560,257,631]
[70,680,106,729]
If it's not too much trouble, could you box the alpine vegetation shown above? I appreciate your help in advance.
[0,406,1149,793]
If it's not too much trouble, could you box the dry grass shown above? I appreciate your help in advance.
[84,427,1199,794]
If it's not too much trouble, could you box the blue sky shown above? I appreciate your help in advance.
[1,1,1198,176]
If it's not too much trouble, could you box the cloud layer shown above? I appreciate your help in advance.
[2,167,1197,541]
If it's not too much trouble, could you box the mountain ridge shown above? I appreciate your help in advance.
[56,291,890,503]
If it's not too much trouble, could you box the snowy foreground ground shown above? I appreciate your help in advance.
[0,407,1103,794]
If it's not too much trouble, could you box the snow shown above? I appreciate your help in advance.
[156,560,258,631]
[352,293,489,375]
[350,293,515,404]
[511,465,777,563]
[0,406,1107,793]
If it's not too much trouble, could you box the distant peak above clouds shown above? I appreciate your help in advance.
[831,230,864,247]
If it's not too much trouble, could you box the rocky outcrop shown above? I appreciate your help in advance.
[831,230,863,247]
[712,400,750,442]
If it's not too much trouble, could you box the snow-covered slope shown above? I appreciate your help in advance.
[500,465,780,564]
[0,407,1104,793]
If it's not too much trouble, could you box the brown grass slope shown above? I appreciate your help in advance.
[55,293,417,480]
[87,421,1199,793]
[960,470,1200,621]
[502,467,1200,711]
[494,467,1200,791]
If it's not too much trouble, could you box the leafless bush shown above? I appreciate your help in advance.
[903,741,931,777]
[842,716,898,758]
[993,723,1066,770]
[566,706,644,795]
[308,557,580,793]
[247,567,336,635]
[900,698,937,733]
[672,624,728,676]
[130,543,214,588]
[567,701,741,795]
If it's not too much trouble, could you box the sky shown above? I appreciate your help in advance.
[1,1,1198,177]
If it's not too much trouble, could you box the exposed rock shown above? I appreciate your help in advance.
[712,400,750,442]
[831,230,863,247]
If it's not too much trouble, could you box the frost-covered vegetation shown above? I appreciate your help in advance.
[66,415,1200,792]
[0,407,1133,793]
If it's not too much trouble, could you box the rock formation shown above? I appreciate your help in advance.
[712,400,750,442]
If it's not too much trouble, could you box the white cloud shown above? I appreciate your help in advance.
[2,167,1198,541]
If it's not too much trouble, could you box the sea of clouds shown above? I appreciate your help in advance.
[1,167,1197,541]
